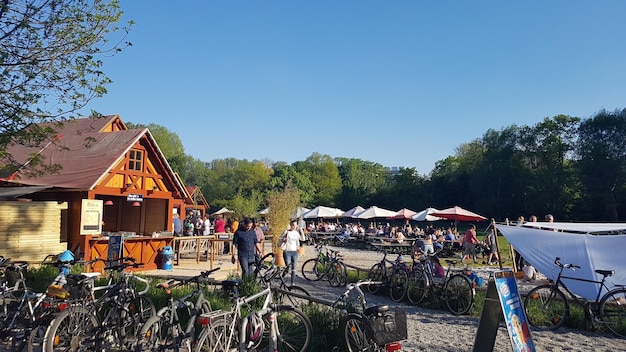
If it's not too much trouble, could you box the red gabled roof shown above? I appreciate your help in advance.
[5,129,144,189]
[2,116,186,197]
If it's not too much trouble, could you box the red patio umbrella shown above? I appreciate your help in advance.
[430,206,487,228]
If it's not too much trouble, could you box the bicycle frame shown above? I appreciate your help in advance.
[198,286,275,352]
[160,282,210,351]
[553,273,608,307]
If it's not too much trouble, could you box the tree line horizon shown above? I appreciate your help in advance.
[130,107,626,223]
[2,2,623,223]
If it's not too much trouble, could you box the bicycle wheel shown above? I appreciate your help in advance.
[406,268,429,305]
[444,274,474,315]
[367,263,384,294]
[110,293,156,346]
[279,285,311,309]
[137,314,174,351]
[44,306,100,352]
[523,285,568,330]
[256,305,311,352]
[301,258,323,281]
[389,269,408,302]
[127,294,157,335]
[341,314,377,352]
[328,261,347,288]
[254,253,276,283]
[599,287,626,338]
[338,261,349,286]
[195,315,236,352]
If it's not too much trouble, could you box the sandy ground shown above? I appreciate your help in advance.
[292,244,626,352]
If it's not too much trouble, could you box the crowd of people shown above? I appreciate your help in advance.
[172,210,553,278]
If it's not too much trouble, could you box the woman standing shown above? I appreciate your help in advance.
[280,220,305,285]
[462,224,478,264]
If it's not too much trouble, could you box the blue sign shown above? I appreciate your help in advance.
[108,235,124,262]
[494,271,535,352]
[127,194,143,202]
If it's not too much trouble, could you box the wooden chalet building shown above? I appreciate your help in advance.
[0,115,206,268]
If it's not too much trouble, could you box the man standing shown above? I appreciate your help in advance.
[172,213,182,236]
[231,218,260,276]
[252,218,265,260]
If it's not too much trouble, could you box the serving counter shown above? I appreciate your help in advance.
[83,234,174,272]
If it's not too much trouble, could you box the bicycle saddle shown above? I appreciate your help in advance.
[364,305,389,316]
[595,269,614,277]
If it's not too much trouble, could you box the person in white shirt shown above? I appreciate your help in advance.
[280,221,305,285]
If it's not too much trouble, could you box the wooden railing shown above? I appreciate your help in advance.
[171,233,233,269]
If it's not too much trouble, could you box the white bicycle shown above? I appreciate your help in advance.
[195,284,312,352]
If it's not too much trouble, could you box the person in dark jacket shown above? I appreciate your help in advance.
[231,218,260,276]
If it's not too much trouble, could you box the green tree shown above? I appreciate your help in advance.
[269,162,315,206]
[475,126,532,219]
[0,0,132,172]
[519,115,580,219]
[335,158,388,209]
[293,153,342,206]
[126,123,185,161]
[266,183,301,252]
[577,108,626,220]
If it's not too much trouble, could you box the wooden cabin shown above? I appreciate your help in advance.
[0,115,203,269]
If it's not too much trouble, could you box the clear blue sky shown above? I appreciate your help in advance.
[87,1,626,175]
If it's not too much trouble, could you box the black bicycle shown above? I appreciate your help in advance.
[523,257,626,338]
[252,253,311,308]
[333,280,407,352]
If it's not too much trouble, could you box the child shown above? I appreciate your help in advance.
[522,261,537,281]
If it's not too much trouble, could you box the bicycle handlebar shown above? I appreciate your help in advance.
[554,257,581,269]
[134,275,151,295]
[161,267,221,289]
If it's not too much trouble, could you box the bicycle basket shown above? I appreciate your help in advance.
[365,307,408,346]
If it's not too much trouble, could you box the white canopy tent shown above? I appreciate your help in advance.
[496,222,626,300]
[210,207,232,216]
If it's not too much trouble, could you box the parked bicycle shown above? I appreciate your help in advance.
[0,261,56,352]
[44,257,155,351]
[252,253,311,308]
[331,280,407,352]
[300,244,347,287]
[366,249,407,302]
[405,254,475,315]
[136,268,220,351]
[523,257,626,337]
[195,281,312,352]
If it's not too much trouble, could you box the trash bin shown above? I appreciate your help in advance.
[162,246,174,270]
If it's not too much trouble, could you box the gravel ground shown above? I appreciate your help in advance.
[294,244,626,352]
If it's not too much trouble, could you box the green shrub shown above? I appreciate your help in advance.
[301,303,342,350]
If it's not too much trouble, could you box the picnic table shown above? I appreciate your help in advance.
[370,241,414,254]
[308,231,341,243]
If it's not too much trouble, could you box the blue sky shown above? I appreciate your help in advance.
[87,1,626,175]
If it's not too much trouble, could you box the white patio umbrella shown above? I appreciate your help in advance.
[343,206,365,218]
[302,205,344,219]
[353,206,397,219]
[258,207,270,215]
[412,207,444,221]
[210,207,232,216]
[291,206,311,219]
